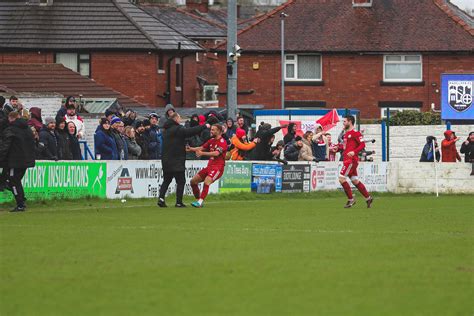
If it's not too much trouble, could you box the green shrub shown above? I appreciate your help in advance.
[388,111,441,126]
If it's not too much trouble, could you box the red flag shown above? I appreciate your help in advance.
[316,109,340,132]
[279,120,304,137]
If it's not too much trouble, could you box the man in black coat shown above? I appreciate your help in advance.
[158,112,209,208]
[0,112,35,211]
[249,122,288,161]
[39,117,59,160]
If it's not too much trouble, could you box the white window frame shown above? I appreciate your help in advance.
[284,54,322,82]
[380,107,420,119]
[55,52,90,77]
[383,54,422,82]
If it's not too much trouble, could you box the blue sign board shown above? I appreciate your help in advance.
[441,74,474,120]
[251,164,282,194]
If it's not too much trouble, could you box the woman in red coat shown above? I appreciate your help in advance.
[441,130,461,162]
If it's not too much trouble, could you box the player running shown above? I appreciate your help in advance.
[339,115,374,208]
[188,124,227,208]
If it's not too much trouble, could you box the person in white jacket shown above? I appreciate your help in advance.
[64,103,85,139]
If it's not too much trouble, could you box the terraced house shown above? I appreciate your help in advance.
[215,0,474,118]
[0,0,202,108]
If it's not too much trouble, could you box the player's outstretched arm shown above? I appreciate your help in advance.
[196,150,220,158]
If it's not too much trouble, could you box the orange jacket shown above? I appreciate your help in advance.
[441,131,461,162]
[230,135,256,160]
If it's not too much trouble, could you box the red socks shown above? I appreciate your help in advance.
[341,181,353,200]
[191,183,200,199]
[355,182,370,199]
[200,184,210,200]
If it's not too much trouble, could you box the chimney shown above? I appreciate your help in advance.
[186,0,209,13]
[352,0,373,7]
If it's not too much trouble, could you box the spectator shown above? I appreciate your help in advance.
[56,117,72,160]
[135,120,150,160]
[198,115,206,126]
[105,108,116,122]
[147,113,162,159]
[64,102,85,139]
[225,118,237,139]
[186,115,203,160]
[0,111,35,212]
[39,117,58,160]
[123,109,137,127]
[158,104,176,128]
[300,131,317,161]
[284,136,303,161]
[284,122,297,145]
[236,116,249,136]
[249,122,287,161]
[30,126,53,160]
[8,95,23,112]
[94,118,118,160]
[110,117,128,160]
[56,96,76,122]
[420,136,440,162]
[327,133,338,161]
[312,124,327,161]
[27,107,43,133]
[124,126,142,160]
[441,130,461,162]
[66,122,82,160]
[20,109,30,121]
[271,140,285,161]
[460,132,474,163]
[230,128,259,160]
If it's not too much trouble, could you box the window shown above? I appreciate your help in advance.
[383,55,422,82]
[203,85,218,101]
[285,54,322,81]
[380,107,420,119]
[175,58,182,91]
[157,54,165,74]
[55,53,90,77]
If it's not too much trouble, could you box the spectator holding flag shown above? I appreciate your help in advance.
[420,136,440,162]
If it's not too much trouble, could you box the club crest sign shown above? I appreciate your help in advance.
[441,74,474,120]
[448,81,472,112]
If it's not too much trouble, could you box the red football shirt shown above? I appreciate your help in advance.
[202,137,227,169]
[343,130,365,161]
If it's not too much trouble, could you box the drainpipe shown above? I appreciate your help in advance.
[166,42,182,105]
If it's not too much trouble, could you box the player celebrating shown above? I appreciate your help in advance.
[339,115,373,208]
[188,124,227,208]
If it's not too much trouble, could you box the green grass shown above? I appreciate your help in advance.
[0,192,473,316]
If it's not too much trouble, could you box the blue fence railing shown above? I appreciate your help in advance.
[79,141,95,160]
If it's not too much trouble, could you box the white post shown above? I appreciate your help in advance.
[432,141,439,197]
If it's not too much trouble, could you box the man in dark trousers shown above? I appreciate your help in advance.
[158,112,209,208]
[0,111,35,212]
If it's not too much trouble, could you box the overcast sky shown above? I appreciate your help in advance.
[450,0,473,10]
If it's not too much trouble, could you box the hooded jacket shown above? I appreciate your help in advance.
[125,136,142,160]
[441,131,461,162]
[230,135,256,161]
[460,137,474,163]
[27,107,43,132]
[39,126,59,160]
[94,125,119,160]
[0,118,35,168]
[283,123,296,145]
[158,104,176,128]
[161,118,206,172]
[420,136,440,162]
[249,124,283,161]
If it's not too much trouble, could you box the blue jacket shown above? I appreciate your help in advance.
[94,126,119,160]
[147,125,162,159]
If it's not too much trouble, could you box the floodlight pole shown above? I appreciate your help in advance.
[280,13,287,110]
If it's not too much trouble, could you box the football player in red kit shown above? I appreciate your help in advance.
[339,115,374,208]
[188,124,227,208]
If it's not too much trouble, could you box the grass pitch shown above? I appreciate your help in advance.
[0,192,473,315]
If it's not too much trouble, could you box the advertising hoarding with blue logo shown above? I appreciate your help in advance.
[441,73,474,120]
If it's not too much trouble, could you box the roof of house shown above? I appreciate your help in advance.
[141,6,226,39]
[0,0,201,51]
[0,63,150,110]
[230,0,474,53]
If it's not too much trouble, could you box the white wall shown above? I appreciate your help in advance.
[388,161,474,194]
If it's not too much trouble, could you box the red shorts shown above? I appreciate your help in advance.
[198,166,224,182]
[340,160,358,178]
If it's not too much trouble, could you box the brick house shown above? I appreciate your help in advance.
[0,0,202,108]
[215,0,474,118]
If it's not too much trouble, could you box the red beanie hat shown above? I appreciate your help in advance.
[236,128,246,139]
[198,115,206,126]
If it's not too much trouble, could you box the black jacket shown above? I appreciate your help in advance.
[161,119,206,172]
[284,143,301,161]
[0,118,35,168]
[56,128,73,160]
[460,140,474,163]
[39,126,58,160]
[34,140,54,160]
[250,126,282,161]
[420,137,440,162]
